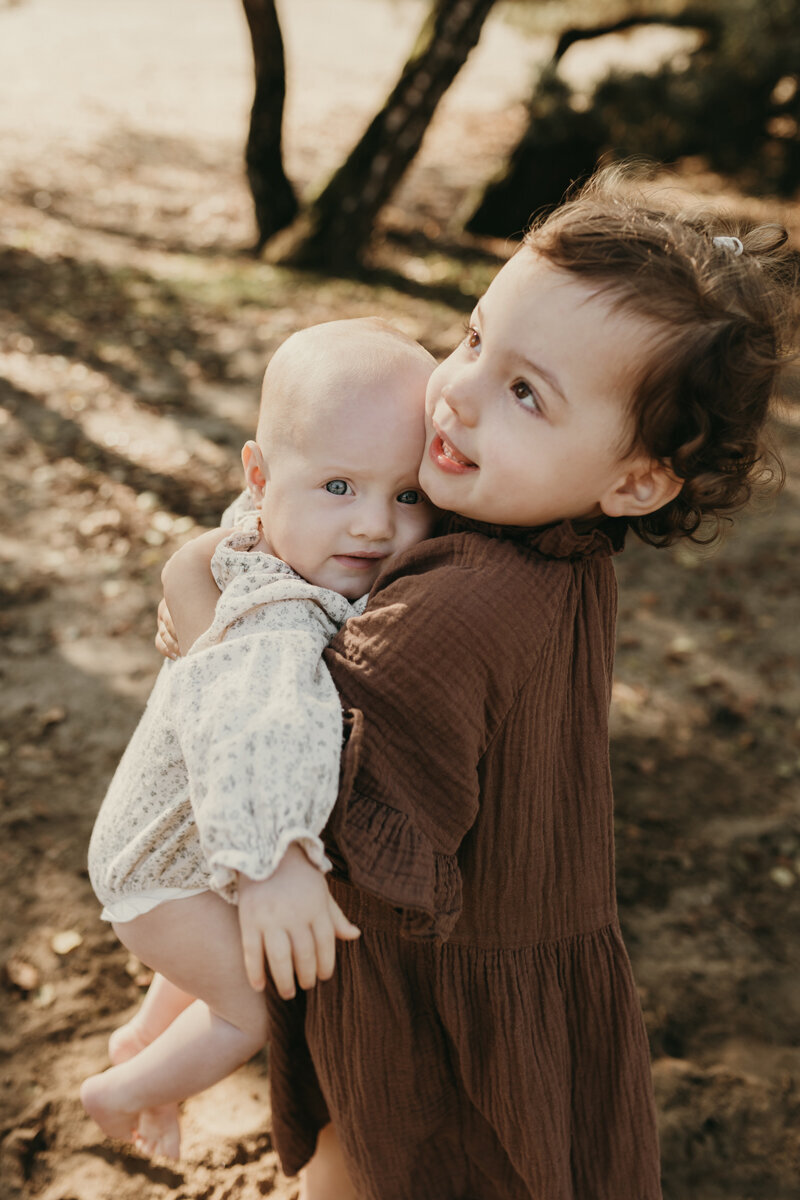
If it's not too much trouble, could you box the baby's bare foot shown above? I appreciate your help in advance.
[133,1104,181,1160]
[80,1072,140,1144]
[80,1070,181,1160]
[108,1019,151,1066]
[102,1025,182,1157]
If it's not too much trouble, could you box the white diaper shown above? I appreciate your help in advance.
[100,885,209,923]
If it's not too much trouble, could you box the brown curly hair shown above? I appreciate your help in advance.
[525,168,798,545]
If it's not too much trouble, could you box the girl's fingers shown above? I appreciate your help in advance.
[290,927,319,992]
[154,628,178,660]
[265,929,296,1000]
[155,599,180,659]
[157,597,173,630]
[311,915,336,981]
[329,897,361,941]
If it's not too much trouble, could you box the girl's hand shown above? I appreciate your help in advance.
[236,847,361,1000]
[161,527,228,655]
[155,597,180,660]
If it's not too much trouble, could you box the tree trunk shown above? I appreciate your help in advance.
[552,9,721,65]
[467,10,723,238]
[287,0,498,271]
[242,0,299,252]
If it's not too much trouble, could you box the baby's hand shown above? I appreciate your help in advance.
[237,846,361,1000]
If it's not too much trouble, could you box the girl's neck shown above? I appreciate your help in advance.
[440,511,628,560]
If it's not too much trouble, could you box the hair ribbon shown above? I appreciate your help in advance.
[712,235,744,256]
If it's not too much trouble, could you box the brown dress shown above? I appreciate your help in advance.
[264,515,662,1200]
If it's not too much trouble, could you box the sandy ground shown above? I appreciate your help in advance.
[1,1,799,1197]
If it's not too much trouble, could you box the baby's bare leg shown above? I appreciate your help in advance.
[299,1123,358,1200]
[109,973,195,1064]
[81,893,267,1158]
[106,972,194,1157]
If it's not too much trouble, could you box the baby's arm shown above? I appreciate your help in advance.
[237,848,360,1000]
[167,567,361,998]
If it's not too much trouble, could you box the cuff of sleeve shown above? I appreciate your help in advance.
[328,708,462,942]
[207,830,331,901]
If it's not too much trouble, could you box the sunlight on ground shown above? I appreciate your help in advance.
[2,2,799,1199]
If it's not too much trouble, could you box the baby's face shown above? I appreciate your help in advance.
[419,249,652,527]
[258,362,435,598]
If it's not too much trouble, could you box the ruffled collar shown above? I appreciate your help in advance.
[439,512,627,560]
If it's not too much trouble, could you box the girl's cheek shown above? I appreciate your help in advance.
[425,372,442,412]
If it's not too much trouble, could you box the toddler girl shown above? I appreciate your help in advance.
[165,171,796,1200]
[272,177,791,1200]
[80,318,436,1159]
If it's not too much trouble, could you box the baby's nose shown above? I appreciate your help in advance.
[350,499,393,540]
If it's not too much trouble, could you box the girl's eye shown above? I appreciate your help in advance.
[464,325,481,351]
[324,479,351,495]
[396,489,422,505]
[511,380,542,415]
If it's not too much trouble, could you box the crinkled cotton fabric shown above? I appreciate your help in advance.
[88,518,365,918]
[264,514,663,1200]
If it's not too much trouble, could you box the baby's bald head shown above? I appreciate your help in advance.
[255,318,435,456]
[242,318,436,595]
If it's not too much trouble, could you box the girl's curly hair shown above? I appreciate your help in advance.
[526,168,798,546]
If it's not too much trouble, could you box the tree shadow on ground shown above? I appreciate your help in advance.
[10,127,252,258]
[1,379,233,521]
[0,244,237,400]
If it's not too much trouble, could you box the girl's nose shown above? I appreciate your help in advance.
[442,379,478,428]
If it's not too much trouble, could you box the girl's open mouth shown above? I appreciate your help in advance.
[429,431,478,474]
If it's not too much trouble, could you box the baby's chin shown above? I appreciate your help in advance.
[310,570,378,600]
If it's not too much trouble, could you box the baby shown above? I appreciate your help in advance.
[80,318,437,1159]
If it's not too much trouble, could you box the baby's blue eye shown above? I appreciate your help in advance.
[397,489,422,505]
[325,480,350,495]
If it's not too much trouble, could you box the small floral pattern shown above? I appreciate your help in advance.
[88,514,365,919]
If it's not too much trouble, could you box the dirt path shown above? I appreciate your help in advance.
[1,2,799,1198]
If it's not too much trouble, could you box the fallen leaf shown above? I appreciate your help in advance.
[770,867,795,888]
[33,983,56,1008]
[39,707,66,729]
[665,635,696,661]
[51,930,83,955]
[5,957,39,992]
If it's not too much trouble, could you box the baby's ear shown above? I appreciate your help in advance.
[242,440,268,497]
[600,458,682,519]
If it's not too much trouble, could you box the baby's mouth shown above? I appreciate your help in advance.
[333,553,386,569]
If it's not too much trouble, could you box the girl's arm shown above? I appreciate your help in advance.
[160,527,229,655]
[321,543,565,940]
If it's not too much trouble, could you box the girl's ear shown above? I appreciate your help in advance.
[600,458,682,518]
[242,440,268,498]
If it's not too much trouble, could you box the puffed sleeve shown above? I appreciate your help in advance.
[322,534,571,941]
[169,568,356,901]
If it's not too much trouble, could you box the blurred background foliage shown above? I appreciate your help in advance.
[241,0,800,262]
[469,0,800,235]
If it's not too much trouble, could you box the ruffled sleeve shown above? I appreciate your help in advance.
[323,534,574,940]
[170,562,358,899]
